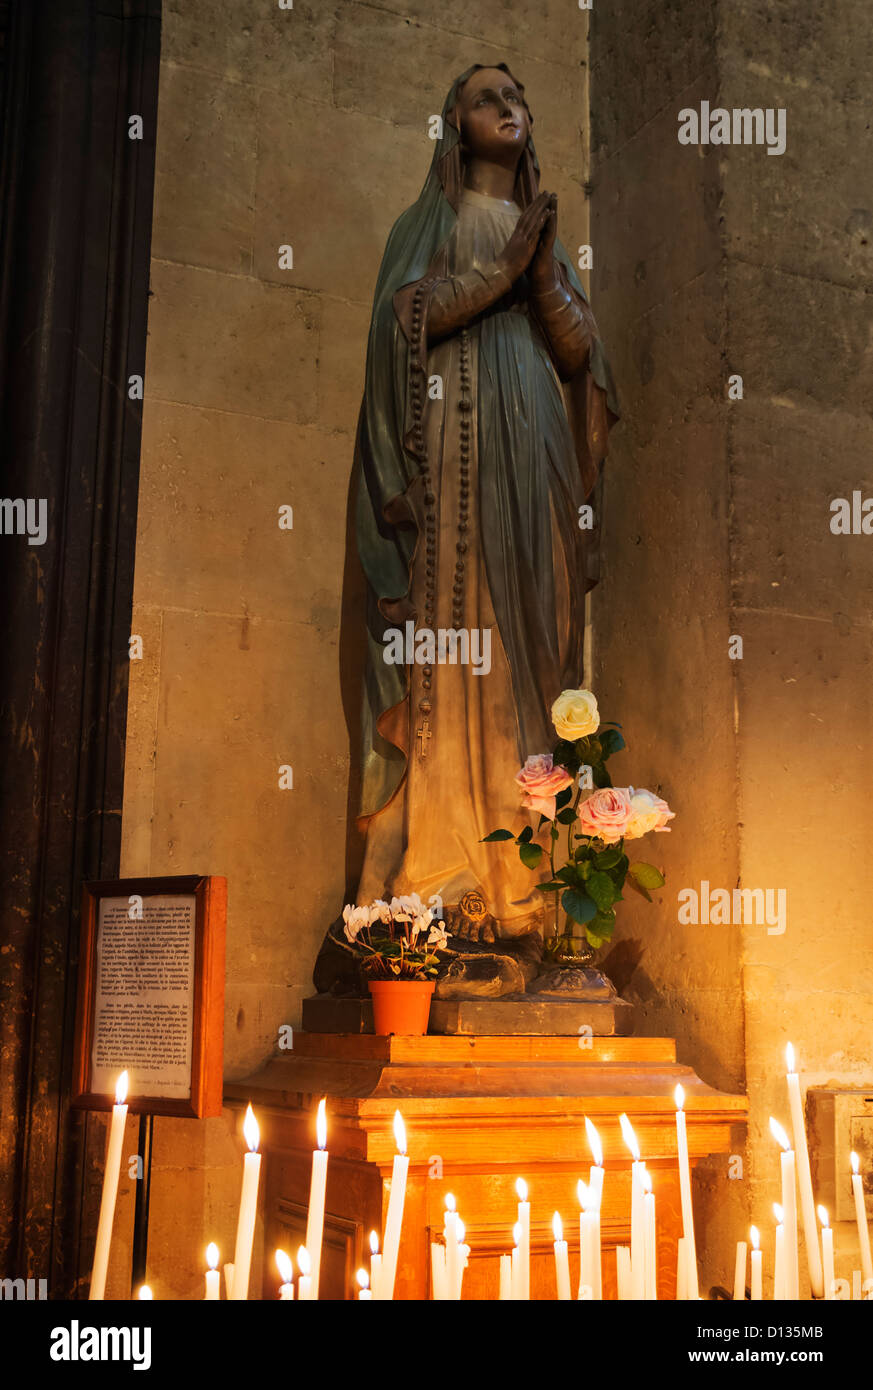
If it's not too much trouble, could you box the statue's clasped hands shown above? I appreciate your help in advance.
[497,191,558,288]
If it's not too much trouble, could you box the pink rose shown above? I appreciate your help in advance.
[624,787,675,840]
[576,787,635,844]
[515,754,574,820]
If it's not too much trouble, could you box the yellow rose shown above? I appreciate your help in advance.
[551,688,600,740]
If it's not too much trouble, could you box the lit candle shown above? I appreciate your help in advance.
[773,1203,785,1300]
[515,1178,530,1300]
[444,1193,460,1300]
[369,1230,383,1301]
[676,1236,688,1301]
[770,1117,799,1298]
[616,1245,632,1300]
[619,1113,645,1300]
[577,1179,601,1301]
[380,1110,409,1299]
[356,1269,371,1301]
[733,1240,747,1301]
[583,1117,604,1300]
[643,1169,657,1300]
[204,1242,220,1300]
[296,1244,312,1301]
[138,1285,152,1300]
[750,1226,762,1301]
[498,1253,512,1301]
[553,1212,571,1300]
[511,1222,521,1300]
[275,1248,294,1300]
[231,1104,261,1299]
[223,1263,235,1300]
[850,1152,873,1284]
[818,1207,834,1300]
[785,1044,823,1299]
[430,1241,448,1300]
[304,1098,329,1300]
[674,1085,699,1300]
[89,1070,129,1301]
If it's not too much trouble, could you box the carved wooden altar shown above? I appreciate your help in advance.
[225,1033,747,1300]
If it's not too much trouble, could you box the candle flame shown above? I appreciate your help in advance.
[750,1225,760,1251]
[674,1083,685,1111]
[206,1242,219,1271]
[115,1070,129,1105]
[138,1284,152,1300]
[393,1109,407,1155]
[297,1245,311,1277]
[553,1211,563,1242]
[584,1116,603,1167]
[356,1268,369,1291]
[515,1176,528,1202]
[773,1203,784,1224]
[513,1221,521,1247]
[768,1116,790,1151]
[445,1192,456,1213]
[316,1097,327,1151]
[619,1112,640,1160]
[785,1041,795,1074]
[243,1103,259,1152]
[577,1178,589,1208]
[817,1205,829,1229]
[275,1248,293,1284]
[369,1230,379,1256]
[851,1150,860,1175]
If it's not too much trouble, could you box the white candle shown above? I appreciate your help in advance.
[850,1152,873,1283]
[785,1044,824,1299]
[231,1104,261,1300]
[369,1230,383,1301]
[356,1269,371,1301]
[553,1212,571,1300]
[223,1263,235,1299]
[773,1203,785,1300]
[620,1114,645,1300]
[380,1111,409,1299]
[676,1236,688,1301]
[674,1085,699,1300]
[498,1253,512,1301]
[853,1269,862,1300]
[616,1245,632,1300]
[770,1118,799,1298]
[818,1207,834,1300]
[89,1070,129,1301]
[431,1242,448,1300]
[304,1098,329,1300]
[511,1239,520,1300]
[516,1177,530,1300]
[456,1218,469,1299]
[444,1193,460,1300]
[643,1170,657,1300]
[584,1117,604,1300]
[750,1226,762,1301]
[733,1241,747,1301]
[296,1244,312,1300]
[205,1242,220,1300]
[577,1180,600,1301]
[275,1248,294,1300]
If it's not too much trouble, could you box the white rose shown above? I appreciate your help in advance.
[624,787,675,840]
[551,688,600,740]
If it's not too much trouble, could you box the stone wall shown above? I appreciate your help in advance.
[120,0,592,1300]
[590,0,873,1291]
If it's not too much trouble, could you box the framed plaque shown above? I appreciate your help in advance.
[72,874,226,1118]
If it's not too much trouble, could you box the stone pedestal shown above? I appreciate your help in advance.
[226,1033,747,1300]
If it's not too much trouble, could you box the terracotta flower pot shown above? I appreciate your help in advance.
[368,979,435,1036]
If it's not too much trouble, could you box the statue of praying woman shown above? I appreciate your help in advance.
[323,62,618,982]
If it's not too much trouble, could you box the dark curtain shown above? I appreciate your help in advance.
[0,0,161,1297]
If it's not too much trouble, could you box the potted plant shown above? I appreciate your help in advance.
[483,689,675,963]
[342,895,448,1035]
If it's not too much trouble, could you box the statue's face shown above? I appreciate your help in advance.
[456,67,530,166]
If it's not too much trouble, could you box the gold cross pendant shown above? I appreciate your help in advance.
[416,719,432,758]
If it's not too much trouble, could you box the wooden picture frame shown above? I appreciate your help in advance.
[72,874,226,1118]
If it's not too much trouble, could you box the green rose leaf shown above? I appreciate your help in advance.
[599,728,626,759]
[594,846,623,870]
[629,862,666,890]
[553,740,580,773]
[556,864,583,886]
[555,786,573,812]
[585,908,616,948]
[561,889,598,925]
[481,829,514,842]
[517,824,534,844]
[592,763,613,789]
[519,841,543,870]
[556,807,577,825]
[537,880,565,893]
[587,870,616,912]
